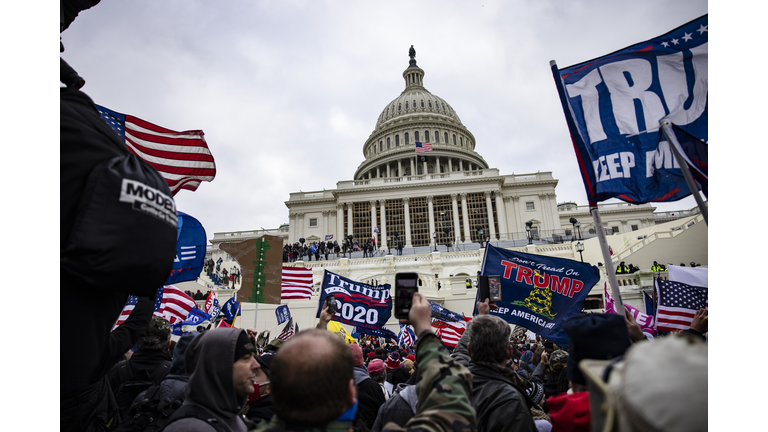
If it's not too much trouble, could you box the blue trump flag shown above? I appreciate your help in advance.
[474,244,601,345]
[222,297,241,321]
[165,211,207,285]
[429,301,464,322]
[186,308,211,325]
[552,15,707,205]
[275,305,291,325]
[353,325,398,340]
[316,270,392,330]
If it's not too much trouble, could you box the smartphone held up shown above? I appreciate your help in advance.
[394,272,419,319]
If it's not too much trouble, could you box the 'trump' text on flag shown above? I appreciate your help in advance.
[551,15,708,205]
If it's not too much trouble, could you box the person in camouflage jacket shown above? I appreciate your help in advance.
[251,292,476,432]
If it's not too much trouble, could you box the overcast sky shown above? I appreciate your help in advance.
[59,0,709,239]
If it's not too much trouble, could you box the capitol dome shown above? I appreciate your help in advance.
[354,46,488,180]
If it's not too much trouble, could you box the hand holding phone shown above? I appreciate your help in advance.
[325,294,338,316]
[394,272,419,319]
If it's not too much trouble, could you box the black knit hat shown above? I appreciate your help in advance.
[562,313,631,385]
[234,330,257,362]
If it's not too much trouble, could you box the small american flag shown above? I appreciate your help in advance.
[431,317,468,348]
[415,142,433,153]
[114,295,140,328]
[397,324,416,347]
[655,279,708,332]
[96,105,216,195]
[157,285,197,323]
[277,318,295,340]
[281,267,314,300]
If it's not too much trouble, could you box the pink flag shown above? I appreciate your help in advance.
[603,283,655,334]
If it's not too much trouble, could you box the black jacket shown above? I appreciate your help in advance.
[468,363,536,432]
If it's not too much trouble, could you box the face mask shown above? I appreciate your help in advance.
[247,381,270,405]
[336,401,358,422]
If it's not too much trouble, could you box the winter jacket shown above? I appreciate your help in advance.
[370,384,419,432]
[164,329,251,432]
[252,333,476,432]
[468,363,536,432]
[354,365,387,429]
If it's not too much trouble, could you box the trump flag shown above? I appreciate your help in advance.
[474,244,601,345]
[165,211,207,285]
[316,270,392,330]
[552,15,707,204]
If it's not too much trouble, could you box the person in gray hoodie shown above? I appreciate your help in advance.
[164,328,260,432]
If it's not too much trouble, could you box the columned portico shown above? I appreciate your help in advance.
[485,191,496,240]
[403,197,413,247]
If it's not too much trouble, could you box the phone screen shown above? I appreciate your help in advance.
[487,276,502,302]
[325,294,338,315]
[395,273,419,319]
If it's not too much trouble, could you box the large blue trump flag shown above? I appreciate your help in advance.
[475,244,601,345]
[552,15,707,204]
[316,270,392,330]
[165,211,207,284]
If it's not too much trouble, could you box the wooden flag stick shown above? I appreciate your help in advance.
[590,206,624,311]
[660,121,708,226]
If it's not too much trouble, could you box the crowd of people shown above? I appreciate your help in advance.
[67,291,707,432]
[282,237,407,263]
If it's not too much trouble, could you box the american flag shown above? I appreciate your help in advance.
[157,285,197,323]
[431,317,468,348]
[114,295,140,328]
[397,324,416,347]
[277,318,295,340]
[655,279,708,332]
[415,142,433,153]
[281,267,314,300]
[96,105,216,195]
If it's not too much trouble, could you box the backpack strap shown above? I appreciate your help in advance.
[165,404,229,432]
[148,360,171,383]
[116,360,134,385]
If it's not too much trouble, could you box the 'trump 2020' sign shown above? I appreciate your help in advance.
[475,244,601,345]
[316,270,392,330]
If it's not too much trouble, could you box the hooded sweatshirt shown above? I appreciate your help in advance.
[164,328,250,432]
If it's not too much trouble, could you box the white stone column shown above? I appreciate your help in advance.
[410,158,415,177]
[397,160,402,177]
[376,166,380,178]
[298,212,305,241]
[422,159,428,176]
[336,204,344,242]
[494,192,508,240]
[459,160,464,171]
[403,197,413,248]
[461,192,471,243]
[435,156,441,174]
[539,194,550,231]
[427,195,435,247]
[322,210,329,240]
[485,191,497,240]
[370,200,378,244]
[347,203,353,239]
[448,158,453,173]
[289,212,296,243]
[503,196,514,239]
[512,196,523,233]
[380,199,388,249]
[451,193,461,245]
[386,164,391,178]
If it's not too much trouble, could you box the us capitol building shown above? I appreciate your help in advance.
[201,47,706,334]
[282,47,657,248]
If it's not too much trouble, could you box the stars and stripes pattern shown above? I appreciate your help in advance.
[96,105,216,195]
[157,285,197,323]
[397,324,416,347]
[431,317,468,348]
[415,142,432,153]
[655,279,708,332]
[114,295,139,328]
[277,318,295,340]
[281,267,314,300]
[114,285,197,328]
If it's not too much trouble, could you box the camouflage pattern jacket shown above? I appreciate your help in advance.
[251,333,476,432]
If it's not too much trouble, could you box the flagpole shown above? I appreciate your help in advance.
[660,121,708,226]
[590,206,624,311]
